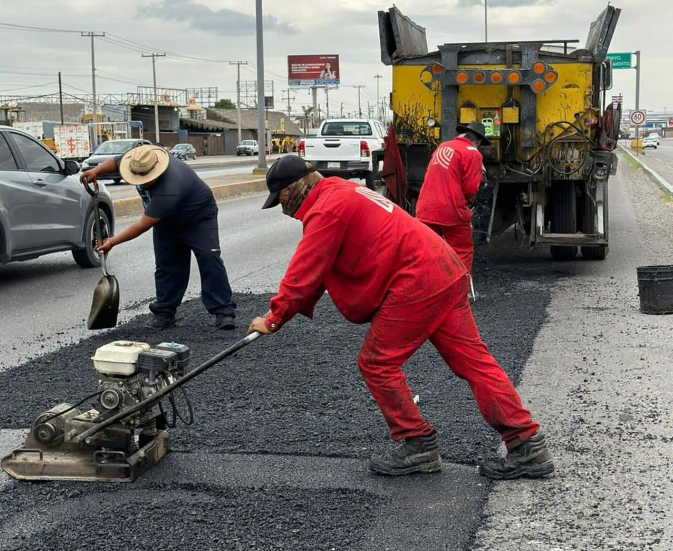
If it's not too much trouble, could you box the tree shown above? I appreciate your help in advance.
[214,98,236,109]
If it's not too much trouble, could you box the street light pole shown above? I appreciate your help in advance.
[81,31,105,149]
[255,0,266,169]
[142,52,166,144]
[353,85,365,118]
[229,61,248,145]
[374,75,382,121]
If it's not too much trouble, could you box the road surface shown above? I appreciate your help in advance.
[0,158,672,550]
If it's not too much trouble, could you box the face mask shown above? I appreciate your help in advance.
[280,173,321,217]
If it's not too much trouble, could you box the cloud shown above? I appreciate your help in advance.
[456,0,554,7]
[138,0,299,36]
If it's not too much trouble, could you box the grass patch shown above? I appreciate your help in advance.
[661,193,673,205]
[624,153,643,169]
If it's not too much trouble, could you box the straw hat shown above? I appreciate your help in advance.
[119,145,170,186]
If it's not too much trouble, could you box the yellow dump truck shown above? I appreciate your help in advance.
[378,5,621,260]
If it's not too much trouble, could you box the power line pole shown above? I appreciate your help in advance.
[142,52,166,144]
[229,61,248,145]
[325,87,330,119]
[255,0,266,169]
[374,75,382,121]
[81,31,105,149]
[58,72,64,125]
[340,102,344,118]
[282,88,295,117]
[353,85,365,118]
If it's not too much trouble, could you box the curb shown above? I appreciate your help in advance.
[112,178,267,218]
[618,143,673,196]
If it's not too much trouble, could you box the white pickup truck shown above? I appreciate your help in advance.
[298,119,386,188]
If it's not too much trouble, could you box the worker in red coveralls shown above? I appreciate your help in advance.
[248,156,554,480]
[416,122,489,274]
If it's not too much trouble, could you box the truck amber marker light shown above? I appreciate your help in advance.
[533,61,546,74]
[490,71,503,84]
[544,71,558,84]
[473,71,486,84]
[456,71,469,84]
[507,71,521,84]
[531,79,546,93]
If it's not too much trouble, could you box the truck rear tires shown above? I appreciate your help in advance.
[364,173,375,190]
[581,245,609,260]
[550,181,578,261]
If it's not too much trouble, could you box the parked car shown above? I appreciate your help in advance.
[642,136,658,149]
[0,125,115,268]
[236,140,259,156]
[170,143,197,160]
[647,133,660,146]
[298,119,387,189]
[81,138,152,183]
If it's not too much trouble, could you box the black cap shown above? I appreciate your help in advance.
[262,155,317,209]
[455,122,491,145]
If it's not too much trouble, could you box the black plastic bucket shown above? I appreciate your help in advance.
[637,265,673,315]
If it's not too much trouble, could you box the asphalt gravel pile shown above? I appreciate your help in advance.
[0,255,553,464]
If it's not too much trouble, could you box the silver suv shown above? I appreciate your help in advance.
[0,126,115,268]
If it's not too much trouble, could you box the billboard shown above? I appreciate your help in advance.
[288,55,340,87]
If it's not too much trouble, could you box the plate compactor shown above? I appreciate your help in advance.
[1,333,260,483]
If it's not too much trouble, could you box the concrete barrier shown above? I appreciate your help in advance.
[113,178,267,219]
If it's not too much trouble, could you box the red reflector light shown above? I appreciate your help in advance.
[360,140,370,157]
[431,63,443,75]
[298,141,305,157]
[473,71,486,84]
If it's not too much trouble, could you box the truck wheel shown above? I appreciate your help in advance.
[364,173,375,190]
[72,208,111,268]
[581,245,609,260]
[550,180,578,261]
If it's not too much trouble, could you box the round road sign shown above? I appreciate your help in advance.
[630,110,646,126]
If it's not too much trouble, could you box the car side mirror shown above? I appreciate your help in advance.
[62,160,80,176]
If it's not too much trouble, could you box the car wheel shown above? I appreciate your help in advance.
[72,208,112,268]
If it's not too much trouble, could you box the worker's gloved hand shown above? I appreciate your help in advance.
[248,316,273,335]
[80,170,97,186]
[96,238,114,254]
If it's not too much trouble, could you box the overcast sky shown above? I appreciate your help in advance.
[0,0,670,118]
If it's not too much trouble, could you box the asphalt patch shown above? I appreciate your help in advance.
[0,255,556,550]
[0,482,382,551]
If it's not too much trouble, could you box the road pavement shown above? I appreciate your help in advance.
[1,160,672,549]
[627,137,673,188]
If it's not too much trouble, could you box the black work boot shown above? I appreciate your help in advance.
[369,433,442,476]
[215,314,236,330]
[145,315,176,329]
[479,432,554,480]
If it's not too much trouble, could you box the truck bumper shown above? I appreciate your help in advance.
[313,160,371,177]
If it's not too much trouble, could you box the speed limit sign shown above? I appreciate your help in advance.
[630,110,646,126]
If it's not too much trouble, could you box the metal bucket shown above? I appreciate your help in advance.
[637,265,673,315]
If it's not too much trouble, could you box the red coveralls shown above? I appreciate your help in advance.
[265,177,538,451]
[416,136,484,273]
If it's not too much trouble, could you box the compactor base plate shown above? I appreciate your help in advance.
[1,431,169,483]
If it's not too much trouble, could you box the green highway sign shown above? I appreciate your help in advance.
[607,52,632,69]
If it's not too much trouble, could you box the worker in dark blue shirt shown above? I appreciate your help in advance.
[80,145,236,330]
